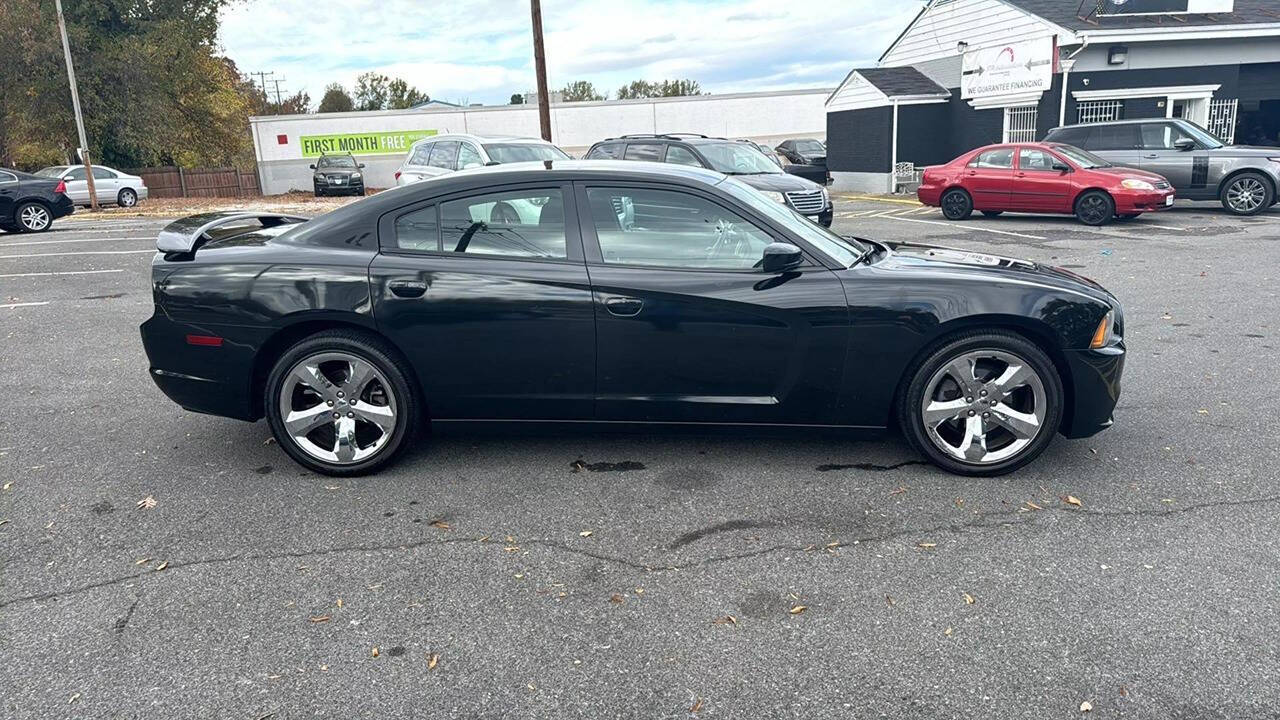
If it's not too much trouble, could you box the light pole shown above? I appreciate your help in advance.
[54,0,98,211]
[530,0,552,142]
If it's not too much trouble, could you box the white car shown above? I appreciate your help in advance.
[394,134,569,186]
[35,165,149,207]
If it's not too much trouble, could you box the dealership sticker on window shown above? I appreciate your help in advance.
[299,130,439,157]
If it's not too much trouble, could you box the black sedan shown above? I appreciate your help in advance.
[0,168,75,232]
[310,153,365,196]
[140,161,1125,477]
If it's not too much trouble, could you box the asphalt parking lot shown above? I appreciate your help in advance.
[3,198,1279,718]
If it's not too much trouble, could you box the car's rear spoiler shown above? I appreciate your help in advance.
[155,212,309,254]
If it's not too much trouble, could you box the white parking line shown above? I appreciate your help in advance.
[0,301,50,309]
[0,269,127,279]
[887,215,1048,240]
[0,249,155,260]
[0,236,151,247]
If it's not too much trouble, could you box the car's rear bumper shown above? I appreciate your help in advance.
[1060,343,1125,439]
[140,312,258,421]
[50,196,75,220]
[917,184,942,206]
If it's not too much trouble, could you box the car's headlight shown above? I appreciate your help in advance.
[821,187,830,206]
[1090,309,1115,349]
[351,172,362,180]
[1121,179,1155,191]
[768,192,788,205]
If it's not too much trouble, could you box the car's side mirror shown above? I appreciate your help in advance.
[308,164,316,169]
[485,160,501,166]
[1174,138,1196,151]
[1052,162,1071,173]
[761,242,803,273]
[358,163,365,169]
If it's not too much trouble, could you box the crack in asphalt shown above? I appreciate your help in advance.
[4,493,1279,610]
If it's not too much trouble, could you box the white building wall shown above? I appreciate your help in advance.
[826,73,889,113]
[251,89,831,194]
[880,0,1063,67]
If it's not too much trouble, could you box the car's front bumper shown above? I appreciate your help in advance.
[1060,343,1125,439]
[1115,189,1175,213]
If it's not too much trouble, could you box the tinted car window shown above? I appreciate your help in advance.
[440,189,566,259]
[394,205,439,251]
[623,143,664,161]
[457,143,483,169]
[409,142,433,166]
[665,145,703,167]
[65,167,86,180]
[969,149,1014,169]
[316,156,356,169]
[1087,125,1140,150]
[92,167,117,179]
[428,141,460,169]
[1018,149,1060,171]
[585,187,772,270]
[586,143,623,159]
[0,171,16,183]
[482,143,569,163]
[1139,122,1195,150]
[1046,126,1091,147]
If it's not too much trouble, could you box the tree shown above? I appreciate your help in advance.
[509,93,526,105]
[318,83,354,113]
[387,78,428,109]
[354,72,390,111]
[616,78,704,100]
[560,81,605,102]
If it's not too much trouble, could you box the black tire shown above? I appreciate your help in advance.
[117,188,138,207]
[1220,172,1274,216]
[1074,190,1114,226]
[13,201,53,232]
[981,210,1003,218]
[898,331,1064,477]
[941,188,973,220]
[265,330,420,476]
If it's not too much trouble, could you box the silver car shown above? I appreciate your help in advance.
[1044,118,1280,215]
[394,134,569,186]
[35,165,149,207]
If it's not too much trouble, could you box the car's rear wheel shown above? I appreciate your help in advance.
[15,201,52,232]
[941,188,973,220]
[1074,190,1114,226]
[1220,172,1273,216]
[265,331,418,476]
[899,331,1063,476]
[981,210,1003,218]
[117,188,138,207]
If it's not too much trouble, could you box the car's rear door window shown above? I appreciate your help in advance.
[623,143,663,162]
[664,145,703,167]
[393,205,439,251]
[409,142,433,166]
[1087,125,1140,151]
[969,149,1014,168]
[586,143,623,159]
[584,187,773,270]
[428,141,460,170]
[438,189,567,258]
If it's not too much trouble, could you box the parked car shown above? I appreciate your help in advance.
[1043,118,1280,216]
[0,168,75,232]
[395,134,569,185]
[584,134,833,226]
[918,142,1175,226]
[140,160,1124,478]
[34,164,148,207]
[310,153,365,197]
[776,138,827,165]
[736,138,784,167]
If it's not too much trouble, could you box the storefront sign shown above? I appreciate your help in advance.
[299,129,438,157]
[962,38,1056,100]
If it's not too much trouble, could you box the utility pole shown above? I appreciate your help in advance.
[54,0,98,211]
[530,0,552,142]
[250,70,275,111]
[272,78,288,108]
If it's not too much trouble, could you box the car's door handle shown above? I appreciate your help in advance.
[1015,172,1026,178]
[1143,154,1159,159]
[604,296,643,317]
[388,278,427,298]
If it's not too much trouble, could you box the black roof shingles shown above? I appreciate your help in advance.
[1003,0,1280,31]
[856,67,950,97]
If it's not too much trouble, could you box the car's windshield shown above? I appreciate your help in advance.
[35,166,67,177]
[482,143,570,163]
[696,142,783,175]
[1051,144,1112,169]
[1176,120,1226,149]
[720,178,866,265]
[796,140,825,154]
[317,155,357,169]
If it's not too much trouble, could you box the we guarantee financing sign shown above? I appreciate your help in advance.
[962,38,1055,100]
[299,129,438,158]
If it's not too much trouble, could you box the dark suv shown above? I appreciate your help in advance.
[310,153,365,197]
[1044,118,1280,215]
[584,134,833,226]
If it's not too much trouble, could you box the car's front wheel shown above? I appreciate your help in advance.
[1220,172,1274,216]
[941,188,973,220]
[899,331,1063,476]
[15,201,52,232]
[265,331,419,476]
[1074,190,1114,226]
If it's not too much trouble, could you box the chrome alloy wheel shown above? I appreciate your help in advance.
[1226,177,1266,213]
[19,204,50,231]
[920,350,1047,465]
[278,351,397,465]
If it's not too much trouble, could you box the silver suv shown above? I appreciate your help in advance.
[1044,118,1280,215]
[394,134,569,186]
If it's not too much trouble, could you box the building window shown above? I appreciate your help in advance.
[1077,100,1124,124]
[1208,98,1239,145]
[1003,106,1039,143]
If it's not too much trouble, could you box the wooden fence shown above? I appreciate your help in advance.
[128,166,260,198]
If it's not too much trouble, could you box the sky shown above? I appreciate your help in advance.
[218,0,925,107]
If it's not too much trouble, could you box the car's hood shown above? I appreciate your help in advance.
[1092,166,1167,183]
[316,167,359,175]
[875,242,1116,304]
[729,172,822,193]
[1216,145,1280,157]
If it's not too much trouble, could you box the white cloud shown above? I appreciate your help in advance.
[218,0,923,106]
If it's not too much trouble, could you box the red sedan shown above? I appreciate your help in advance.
[917,142,1175,226]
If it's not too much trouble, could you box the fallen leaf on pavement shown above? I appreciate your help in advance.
[789,605,807,615]
[309,615,331,623]
[885,594,895,607]
[1024,501,1043,511]
[1063,495,1082,507]
[136,495,157,509]
[68,693,80,704]
[0,519,9,527]
[1080,701,1093,712]
[429,520,450,530]
[2,481,12,490]
[944,627,953,636]
[578,530,593,537]
[371,646,379,658]
[712,615,737,626]
[690,698,704,713]
[570,460,586,472]
[963,593,976,605]
[154,560,168,571]
[336,598,343,608]
[889,485,908,495]
[609,593,624,604]
[917,542,937,549]
[428,653,439,670]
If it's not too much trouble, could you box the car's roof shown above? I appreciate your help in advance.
[411,133,552,146]
[1053,118,1182,130]
[448,159,724,183]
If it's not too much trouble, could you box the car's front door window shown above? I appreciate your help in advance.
[1018,149,1060,171]
[65,167,86,181]
[585,187,773,270]
[664,145,703,167]
[623,143,663,162]
[457,143,483,169]
[1139,123,1194,150]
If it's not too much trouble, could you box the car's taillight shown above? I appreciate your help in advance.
[394,171,401,180]
[54,180,66,194]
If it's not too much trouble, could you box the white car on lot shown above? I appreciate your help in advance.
[394,134,569,186]
[35,165,149,207]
